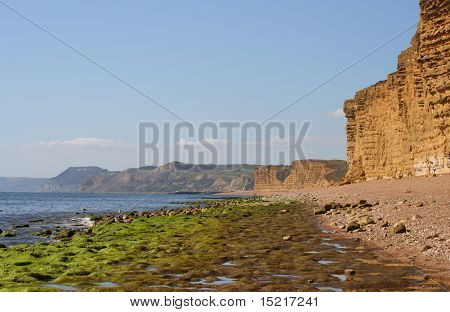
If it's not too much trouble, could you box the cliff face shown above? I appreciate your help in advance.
[253,160,348,194]
[42,167,107,192]
[81,162,255,193]
[344,0,449,181]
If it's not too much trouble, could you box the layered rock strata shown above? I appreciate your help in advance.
[344,0,449,181]
[253,160,347,194]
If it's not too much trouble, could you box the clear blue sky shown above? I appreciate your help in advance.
[0,0,420,177]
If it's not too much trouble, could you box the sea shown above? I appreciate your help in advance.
[0,192,241,246]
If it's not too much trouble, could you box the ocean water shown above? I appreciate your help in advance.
[0,192,239,245]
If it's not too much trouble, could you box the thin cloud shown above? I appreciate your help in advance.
[0,138,137,177]
[327,108,345,119]
[21,138,134,150]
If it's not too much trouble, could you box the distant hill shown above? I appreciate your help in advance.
[43,167,108,192]
[0,177,49,192]
[81,162,256,193]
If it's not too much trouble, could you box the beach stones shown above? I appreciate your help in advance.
[137,211,147,217]
[324,203,335,210]
[36,229,52,237]
[358,216,375,226]
[314,207,327,215]
[411,214,422,221]
[344,269,356,277]
[2,232,16,237]
[346,221,360,232]
[391,222,407,234]
[56,229,76,239]
[12,224,29,229]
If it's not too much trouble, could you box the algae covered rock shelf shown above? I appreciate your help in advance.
[0,198,447,292]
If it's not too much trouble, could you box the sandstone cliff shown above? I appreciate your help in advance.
[344,0,449,181]
[253,160,347,194]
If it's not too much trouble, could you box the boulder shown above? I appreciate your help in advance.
[314,207,327,215]
[36,229,52,237]
[56,229,76,239]
[390,222,406,234]
[358,216,375,226]
[346,221,360,232]
[344,269,356,276]
[2,232,16,237]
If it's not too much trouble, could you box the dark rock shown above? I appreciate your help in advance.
[2,232,16,237]
[345,269,356,276]
[359,199,367,205]
[0,244,7,249]
[36,229,53,237]
[29,219,44,223]
[12,224,30,229]
[421,245,432,252]
[56,229,76,239]
[380,221,389,228]
[314,207,327,215]
[346,221,360,232]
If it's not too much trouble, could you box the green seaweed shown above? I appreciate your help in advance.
[0,198,446,292]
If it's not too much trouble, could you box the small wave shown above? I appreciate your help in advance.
[80,217,95,227]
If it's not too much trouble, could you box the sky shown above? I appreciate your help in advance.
[0,0,420,177]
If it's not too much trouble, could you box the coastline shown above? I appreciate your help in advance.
[1,196,448,291]
[262,175,450,282]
